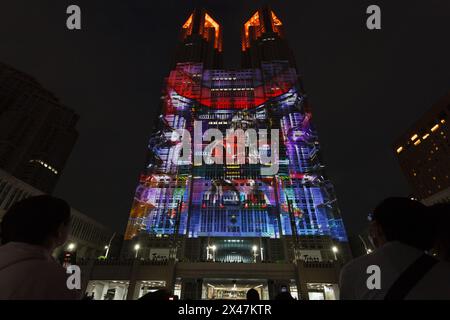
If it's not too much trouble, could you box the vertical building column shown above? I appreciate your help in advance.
[164,260,176,294]
[296,263,309,300]
[126,280,139,300]
[99,282,110,300]
[196,278,203,299]
[93,282,104,300]
[331,284,340,300]
[80,260,95,295]
[125,259,140,300]
[114,285,126,300]
[267,279,275,299]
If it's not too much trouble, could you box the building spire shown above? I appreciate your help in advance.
[174,8,223,68]
[241,6,295,69]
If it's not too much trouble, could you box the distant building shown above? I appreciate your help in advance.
[0,62,78,193]
[0,169,119,260]
[54,208,121,261]
[394,92,450,205]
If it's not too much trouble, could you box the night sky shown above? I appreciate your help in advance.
[1,0,449,237]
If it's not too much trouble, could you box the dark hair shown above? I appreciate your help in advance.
[0,195,71,245]
[372,197,432,250]
[429,202,450,240]
[246,288,260,300]
[430,202,450,227]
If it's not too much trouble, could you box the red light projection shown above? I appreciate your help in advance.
[164,64,297,111]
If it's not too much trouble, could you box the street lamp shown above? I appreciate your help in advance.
[104,232,116,259]
[104,245,110,258]
[252,245,258,263]
[211,245,216,262]
[134,244,141,259]
[331,246,338,260]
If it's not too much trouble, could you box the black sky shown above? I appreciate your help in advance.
[1,0,449,237]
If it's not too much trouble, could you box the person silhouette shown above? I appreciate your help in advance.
[340,197,450,300]
[246,288,260,300]
[0,195,79,299]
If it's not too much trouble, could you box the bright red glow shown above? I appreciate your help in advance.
[164,68,296,111]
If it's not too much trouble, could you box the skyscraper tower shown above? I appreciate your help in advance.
[0,63,79,193]
[241,7,296,69]
[174,8,223,69]
[124,7,349,299]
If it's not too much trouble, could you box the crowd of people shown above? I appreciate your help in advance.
[0,195,449,300]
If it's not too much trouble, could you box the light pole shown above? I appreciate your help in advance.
[359,234,373,255]
[211,245,216,262]
[252,245,258,263]
[331,246,338,261]
[104,232,116,259]
[134,244,141,259]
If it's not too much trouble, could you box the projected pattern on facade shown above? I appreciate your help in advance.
[125,10,347,243]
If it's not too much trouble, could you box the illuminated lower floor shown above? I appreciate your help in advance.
[80,260,341,300]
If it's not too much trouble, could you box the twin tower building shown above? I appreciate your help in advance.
[121,7,350,299]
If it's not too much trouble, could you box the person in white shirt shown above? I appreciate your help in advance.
[0,195,80,300]
[339,197,450,300]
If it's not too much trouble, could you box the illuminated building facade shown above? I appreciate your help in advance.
[395,92,449,204]
[117,7,349,300]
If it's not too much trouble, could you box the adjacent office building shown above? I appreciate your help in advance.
[0,63,124,284]
[394,92,449,205]
[0,168,117,260]
[82,7,350,300]
[0,63,78,193]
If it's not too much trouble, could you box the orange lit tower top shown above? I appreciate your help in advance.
[241,6,295,69]
[242,8,284,51]
[175,8,223,68]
